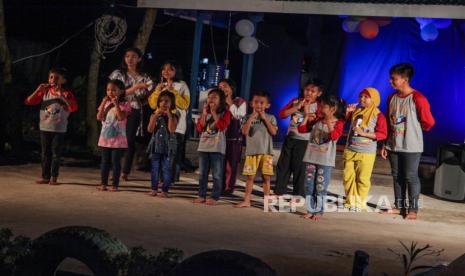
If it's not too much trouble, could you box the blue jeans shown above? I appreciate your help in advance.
[304,163,333,214]
[388,151,422,212]
[151,153,172,192]
[101,148,125,188]
[198,152,225,200]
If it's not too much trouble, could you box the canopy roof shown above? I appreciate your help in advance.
[137,0,465,19]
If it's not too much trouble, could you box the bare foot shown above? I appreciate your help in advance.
[205,199,218,205]
[301,213,314,219]
[380,208,402,215]
[159,192,169,198]
[148,190,157,197]
[108,187,119,192]
[405,212,417,220]
[97,185,107,191]
[121,174,128,181]
[193,197,206,204]
[234,201,251,208]
[312,214,323,221]
[49,177,59,185]
[36,179,50,184]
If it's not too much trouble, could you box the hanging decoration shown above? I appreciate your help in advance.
[239,37,259,54]
[341,16,391,39]
[420,23,439,42]
[359,20,379,39]
[415,18,433,29]
[342,18,360,33]
[432,18,452,29]
[415,17,452,42]
[235,19,259,54]
[235,19,255,37]
[95,14,127,57]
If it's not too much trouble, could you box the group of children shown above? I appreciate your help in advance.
[25,56,434,221]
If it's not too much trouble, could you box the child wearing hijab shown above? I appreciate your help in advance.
[343,88,388,212]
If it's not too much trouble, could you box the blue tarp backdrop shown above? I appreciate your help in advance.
[253,17,465,156]
[338,18,465,156]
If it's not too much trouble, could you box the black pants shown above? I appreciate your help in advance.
[40,131,64,179]
[275,136,308,196]
[101,148,125,187]
[123,109,141,175]
[388,151,422,212]
[171,133,185,182]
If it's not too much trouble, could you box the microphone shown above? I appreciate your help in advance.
[354,116,362,136]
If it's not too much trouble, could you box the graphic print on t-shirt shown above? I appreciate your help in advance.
[290,111,305,129]
[42,98,67,123]
[308,122,331,153]
[205,115,219,137]
[348,115,374,148]
[101,107,124,139]
[390,99,408,137]
[44,103,63,121]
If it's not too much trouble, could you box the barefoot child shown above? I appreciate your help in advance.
[298,95,345,220]
[219,78,246,194]
[148,61,190,183]
[236,91,278,208]
[96,80,132,192]
[194,88,231,205]
[146,90,178,197]
[381,63,435,220]
[24,67,78,185]
[343,88,387,212]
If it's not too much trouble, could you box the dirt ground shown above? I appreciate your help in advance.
[1,162,465,276]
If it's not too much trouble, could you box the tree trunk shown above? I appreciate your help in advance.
[133,8,158,53]
[86,42,101,152]
[0,0,12,84]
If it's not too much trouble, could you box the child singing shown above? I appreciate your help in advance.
[194,88,231,205]
[147,90,178,197]
[343,88,387,212]
[24,67,78,185]
[298,95,345,220]
[235,91,278,208]
[96,80,132,192]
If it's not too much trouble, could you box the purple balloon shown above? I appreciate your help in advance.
[342,18,360,33]
[433,18,452,29]
[416,17,432,29]
[421,23,439,42]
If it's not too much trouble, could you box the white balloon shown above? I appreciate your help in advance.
[239,37,259,54]
[235,19,255,37]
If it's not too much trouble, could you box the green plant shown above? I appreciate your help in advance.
[386,241,444,276]
[0,228,32,275]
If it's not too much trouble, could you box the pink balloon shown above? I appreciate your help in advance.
[359,20,379,39]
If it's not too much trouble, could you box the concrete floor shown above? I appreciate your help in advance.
[1,163,465,276]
